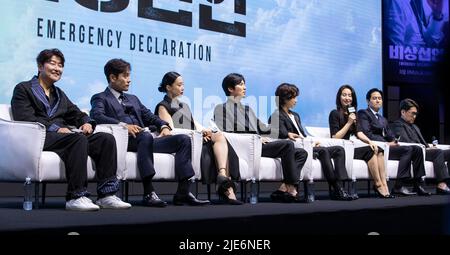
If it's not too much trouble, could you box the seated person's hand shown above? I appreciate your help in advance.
[57,127,72,134]
[127,124,143,138]
[368,141,378,153]
[202,129,213,142]
[80,123,93,135]
[158,126,172,137]
[314,141,321,147]
[287,132,300,141]
[347,113,356,124]
[261,137,270,144]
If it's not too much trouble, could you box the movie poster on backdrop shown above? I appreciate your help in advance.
[383,0,449,84]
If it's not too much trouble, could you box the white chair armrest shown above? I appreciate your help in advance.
[0,119,46,181]
[434,144,450,150]
[222,132,262,181]
[171,128,203,179]
[95,124,128,179]
[342,140,356,180]
[293,137,314,181]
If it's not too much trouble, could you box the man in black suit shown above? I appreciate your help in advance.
[391,98,450,194]
[11,49,131,211]
[358,88,430,196]
[214,73,308,203]
[90,59,209,206]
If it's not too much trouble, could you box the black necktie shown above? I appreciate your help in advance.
[120,94,133,115]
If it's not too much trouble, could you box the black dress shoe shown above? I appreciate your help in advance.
[270,190,287,202]
[283,193,303,203]
[173,192,210,206]
[331,187,353,201]
[350,193,359,200]
[143,192,167,207]
[413,185,432,196]
[436,187,450,195]
[392,186,416,196]
[219,195,244,205]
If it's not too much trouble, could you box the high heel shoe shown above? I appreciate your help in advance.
[217,175,243,205]
[373,185,395,199]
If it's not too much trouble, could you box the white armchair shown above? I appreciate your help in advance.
[0,104,125,208]
[105,127,204,200]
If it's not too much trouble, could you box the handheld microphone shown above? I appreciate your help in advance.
[347,106,356,114]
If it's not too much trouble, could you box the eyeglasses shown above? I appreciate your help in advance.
[408,111,418,116]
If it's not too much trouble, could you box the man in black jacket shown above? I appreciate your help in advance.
[358,88,430,196]
[391,98,450,194]
[11,49,131,211]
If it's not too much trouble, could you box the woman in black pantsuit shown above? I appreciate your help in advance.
[156,72,242,205]
[329,85,393,198]
[269,83,353,201]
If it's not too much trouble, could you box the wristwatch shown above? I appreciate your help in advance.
[160,125,172,131]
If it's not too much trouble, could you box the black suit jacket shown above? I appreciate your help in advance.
[357,108,395,142]
[90,88,167,130]
[268,109,307,139]
[11,78,93,131]
[390,118,429,147]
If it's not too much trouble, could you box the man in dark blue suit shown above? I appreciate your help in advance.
[358,88,430,196]
[90,59,209,206]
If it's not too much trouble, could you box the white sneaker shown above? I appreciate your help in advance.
[96,195,131,209]
[66,196,100,211]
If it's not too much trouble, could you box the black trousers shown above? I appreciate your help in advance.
[200,140,240,184]
[44,132,117,200]
[425,148,450,182]
[388,145,425,184]
[444,149,450,163]
[261,140,307,185]
[314,146,349,184]
[128,132,195,181]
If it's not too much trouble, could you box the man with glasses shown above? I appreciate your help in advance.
[391,98,450,195]
[358,89,430,196]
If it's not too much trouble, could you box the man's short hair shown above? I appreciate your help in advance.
[366,88,383,100]
[222,73,245,96]
[399,98,419,112]
[36,48,65,67]
[104,58,131,83]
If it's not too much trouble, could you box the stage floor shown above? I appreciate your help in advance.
[1,192,449,235]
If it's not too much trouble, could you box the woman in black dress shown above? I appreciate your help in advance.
[155,72,242,205]
[329,85,393,198]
